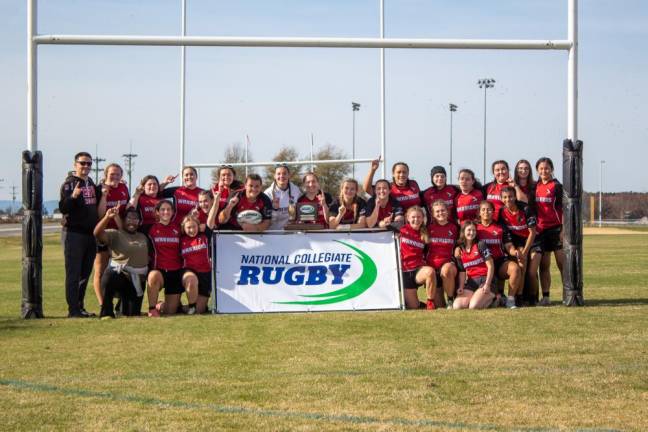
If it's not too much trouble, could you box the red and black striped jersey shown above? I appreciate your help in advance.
[422,185,458,222]
[390,180,422,211]
[476,222,511,260]
[329,197,368,225]
[365,196,403,224]
[297,193,333,226]
[148,222,182,271]
[399,224,426,271]
[425,222,458,269]
[457,241,491,279]
[228,193,273,229]
[181,233,211,273]
[498,202,536,239]
[455,189,483,223]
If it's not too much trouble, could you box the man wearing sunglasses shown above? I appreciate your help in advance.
[58,152,104,318]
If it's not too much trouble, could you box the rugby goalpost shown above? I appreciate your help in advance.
[21,0,584,318]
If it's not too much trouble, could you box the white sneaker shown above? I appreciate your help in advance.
[446,300,453,310]
[539,296,551,306]
[505,297,517,309]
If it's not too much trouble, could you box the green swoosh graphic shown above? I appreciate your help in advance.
[274,240,377,305]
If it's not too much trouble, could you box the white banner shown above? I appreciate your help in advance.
[214,231,401,313]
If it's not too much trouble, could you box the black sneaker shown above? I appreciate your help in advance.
[68,311,91,318]
[79,309,97,318]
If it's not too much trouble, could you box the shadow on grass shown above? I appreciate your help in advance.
[579,298,648,307]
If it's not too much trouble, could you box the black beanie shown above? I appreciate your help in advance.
[430,166,446,177]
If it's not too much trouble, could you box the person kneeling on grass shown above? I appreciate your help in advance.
[147,200,184,317]
[399,206,435,310]
[453,221,496,310]
[94,206,149,318]
[180,191,220,314]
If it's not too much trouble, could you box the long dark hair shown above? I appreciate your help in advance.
[514,159,535,187]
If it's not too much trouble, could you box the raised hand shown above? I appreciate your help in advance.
[71,181,83,199]
[106,205,120,219]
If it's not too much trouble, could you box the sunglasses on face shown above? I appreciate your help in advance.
[76,160,92,167]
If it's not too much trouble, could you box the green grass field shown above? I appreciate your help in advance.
[1,233,647,431]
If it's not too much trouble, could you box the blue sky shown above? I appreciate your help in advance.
[1,0,647,199]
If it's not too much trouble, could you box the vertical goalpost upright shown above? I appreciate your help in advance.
[21,0,583,318]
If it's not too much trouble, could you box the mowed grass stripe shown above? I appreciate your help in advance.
[0,379,622,432]
[1,234,647,431]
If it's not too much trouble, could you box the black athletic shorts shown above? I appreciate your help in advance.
[196,271,212,297]
[538,226,563,252]
[155,269,184,295]
[402,269,421,289]
[494,256,514,273]
[465,276,497,294]
[182,270,213,297]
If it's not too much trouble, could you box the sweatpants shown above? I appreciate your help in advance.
[100,268,145,317]
[62,230,96,315]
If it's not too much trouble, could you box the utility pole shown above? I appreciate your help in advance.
[351,102,361,178]
[11,184,18,217]
[599,160,605,228]
[92,154,106,183]
[123,141,138,192]
[477,78,495,181]
[449,103,458,182]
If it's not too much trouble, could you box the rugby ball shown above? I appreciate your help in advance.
[237,209,263,225]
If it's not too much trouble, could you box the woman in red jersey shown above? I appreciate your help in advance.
[296,172,332,227]
[147,200,183,317]
[93,163,130,308]
[329,179,368,230]
[453,221,495,310]
[128,174,176,233]
[534,157,565,306]
[365,179,404,229]
[218,174,273,232]
[454,168,484,224]
[514,159,535,203]
[363,158,422,211]
[162,166,203,223]
[499,186,541,305]
[194,190,214,232]
[422,166,458,223]
[399,206,435,310]
[425,200,458,309]
[211,165,244,229]
[476,201,521,308]
[180,192,219,315]
[483,160,518,222]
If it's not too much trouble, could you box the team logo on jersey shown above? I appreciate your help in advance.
[448,230,453,236]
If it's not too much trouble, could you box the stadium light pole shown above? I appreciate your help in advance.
[449,103,458,182]
[351,102,361,178]
[477,78,495,181]
[599,159,605,227]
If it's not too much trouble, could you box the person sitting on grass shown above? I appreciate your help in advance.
[453,221,496,310]
[94,206,149,319]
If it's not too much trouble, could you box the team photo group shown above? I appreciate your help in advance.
[59,151,564,318]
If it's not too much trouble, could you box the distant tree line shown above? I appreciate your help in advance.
[582,192,648,221]
[211,142,351,195]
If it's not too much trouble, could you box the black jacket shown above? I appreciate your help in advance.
[58,175,102,234]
